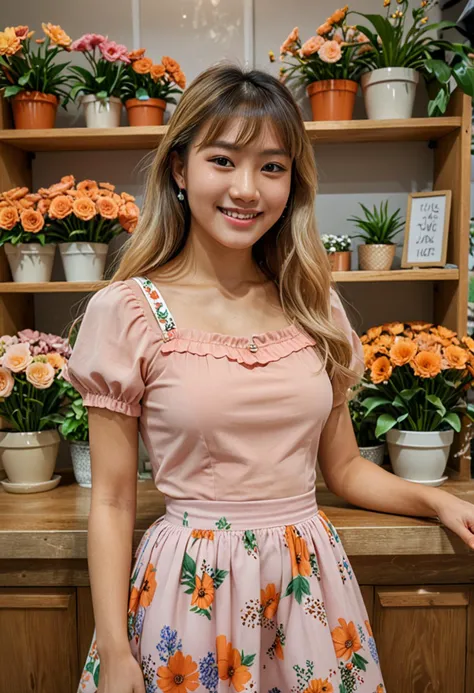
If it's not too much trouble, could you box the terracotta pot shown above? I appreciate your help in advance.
[11,91,58,129]
[358,243,396,271]
[327,250,351,271]
[125,97,166,126]
[307,79,358,121]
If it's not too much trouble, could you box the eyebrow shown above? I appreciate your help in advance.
[205,140,289,157]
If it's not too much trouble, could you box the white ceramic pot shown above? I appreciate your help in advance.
[0,429,60,483]
[4,242,56,283]
[70,440,91,488]
[361,67,419,120]
[359,443,385,466]
[59,242,108,281]
[386,429,454,481]
[82,94,122,128]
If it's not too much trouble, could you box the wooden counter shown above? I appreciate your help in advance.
[1,470,474,693]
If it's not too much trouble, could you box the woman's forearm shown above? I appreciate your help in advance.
[87,502,136,660]
[335,453,448,519]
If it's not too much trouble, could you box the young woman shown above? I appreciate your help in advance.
[66,63,474,693]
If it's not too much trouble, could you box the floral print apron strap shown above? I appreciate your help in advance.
[132,276,177,341]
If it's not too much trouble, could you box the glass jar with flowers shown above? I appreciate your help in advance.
[270,7,370,120]
[0,330,71,492]
[38,175,139,281]
[0,23,73,129]
[347,199,404,271]
[353,0,474,118]
[121,50,186,126]
[359,321,474,484]
[68,33,131,127]
[321,233,352,271]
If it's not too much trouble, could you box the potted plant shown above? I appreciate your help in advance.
[68,33,130,127]
[321,233,352,270]
[359,321,474,484]
[38,175,139,281]
[348,386,385,465]
[0,329,71,491]
[121,50,186,126]
[0,186,58,282]
[0,23,73,129]
[271,7,369,121]
[348,200,404,271]
[353,0,474,119]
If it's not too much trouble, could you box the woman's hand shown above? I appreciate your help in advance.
[97,652,146,693]
[433,492,474,550]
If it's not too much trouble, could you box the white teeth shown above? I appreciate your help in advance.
[221,209,259,220]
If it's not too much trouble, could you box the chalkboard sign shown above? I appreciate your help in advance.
[401,191,451,268]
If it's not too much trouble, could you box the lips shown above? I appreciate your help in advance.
[218,207,263,220]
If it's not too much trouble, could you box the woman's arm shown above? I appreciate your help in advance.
[86,406,140,663]
[318,402,452,519]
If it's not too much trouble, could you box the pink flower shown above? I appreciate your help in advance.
[318,39,342,63]
[71,33,106,52]
[3,343,32,373]
[299,35,325,57]
[26,361,55,390]
[99,40,130,63]
[0,367,14,398]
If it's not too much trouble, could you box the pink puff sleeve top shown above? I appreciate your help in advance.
[63,278,364,502]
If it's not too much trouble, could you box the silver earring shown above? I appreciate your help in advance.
[177,188,185,201]
[281,204,288,218]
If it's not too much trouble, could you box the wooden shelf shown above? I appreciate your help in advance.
[0,117,462,152]
[0,269,458,292]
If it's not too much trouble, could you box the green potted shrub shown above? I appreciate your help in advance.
[347,200,404,271]
[349,388,385,466]
[58,380,91,487]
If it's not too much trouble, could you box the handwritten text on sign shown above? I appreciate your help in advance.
[406,195,447,264]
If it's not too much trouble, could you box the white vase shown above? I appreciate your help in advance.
[82,94,122,128]
[4,242,56,283]
[70,440,91,488]
[0,429,60,483]
[59,242,108,281]
[361,67,419,120]
[359,443,385,466]
[386,429,454,482]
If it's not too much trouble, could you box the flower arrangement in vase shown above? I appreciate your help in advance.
[353,0,474,118]
[121,50,186,126]
[69,33,130,127]
[0,329,71,492]
[359,321,474,484]
[38,175,139,281]
[0,23,73,128]
[271,7,370,120]
[347,200,404,271]
[321,233,352,270]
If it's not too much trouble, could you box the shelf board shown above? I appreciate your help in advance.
[0,117,462,152]
[0,269,458,292]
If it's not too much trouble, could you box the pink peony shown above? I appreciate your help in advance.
[99,40,130,63]
[71,33,106,52]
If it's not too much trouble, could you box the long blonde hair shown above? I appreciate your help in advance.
[107,62,356,387]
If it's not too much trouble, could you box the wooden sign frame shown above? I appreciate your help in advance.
[401,190,452,268]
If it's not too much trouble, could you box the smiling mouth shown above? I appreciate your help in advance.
[218,207,263,220]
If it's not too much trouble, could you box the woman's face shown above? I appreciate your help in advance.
[172,117,292,251]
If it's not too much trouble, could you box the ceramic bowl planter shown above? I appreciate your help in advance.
[307,79,358,121]
[82,95,122,128]
[358,243,396,271]
[386,429,454,484]
[4,243,56,282]
[0,429,60,484]
[70,440,91,488]
[361,68,419,120]
[11,91,58,129]
[59,242,109,282]
[359,443,385,466]
[125,97,166,126]
[327,250,351,271]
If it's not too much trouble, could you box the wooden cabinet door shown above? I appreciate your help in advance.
[373,585,471,693]
[0,587,78,693]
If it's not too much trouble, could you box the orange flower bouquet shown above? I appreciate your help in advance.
[0,186,51,246]
[360,321,474,438]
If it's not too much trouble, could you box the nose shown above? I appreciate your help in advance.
[229,167,260,204]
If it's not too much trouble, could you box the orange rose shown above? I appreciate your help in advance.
[436,325,457,340]
[162,56,181,74]
[132,57,153,74]
[150,64,166,81]
[46,353,65,370]
[317,22,333,36]
[41,22,71,47]
[365,326,383,342]
[37,199,51,215]
[0,27,21,56]
[120,192,136,203]
[462,336,474,353]
[96,196,119,220]
[40,174,75,199]
[77,179,99,198]
[443,345,468,370]
[331,5,348,23]
[0,206,19,231]
[20,210,44,233]
[411,350,442,378]
[382,322,404,336]
[26,361,55,389]
[3,342,32,372]
[318,40,342,63]
[363,344,377,368]
[370,356,392,384]
[119,201,140,233]
[390,339,417,367]
[48,195,73,220]
[128,48,146,61]
[98,182,115,192]
[4,186,29,201]
[0,367,14,398]
[171,69,186,89]
[280,27,299,55]
[299,35,325,57]
[73,197,96,222]
[408,321,433,332]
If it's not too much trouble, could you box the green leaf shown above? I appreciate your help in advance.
[181,552,196,578]
[396,412,409,424]
[241,653,256,667]
[95,90,109,101]
[4,85,23,99]
[18,71,33,86]
[428,86,449,117]
[424,59,451,84]
[466,403,474,421]
[399,388,421,401]
[441,412,461,432]
[136,87,149,100]
[426,395,446,417]
[360,397,391,415]
[375,413,397,438]
[452,61,474,97]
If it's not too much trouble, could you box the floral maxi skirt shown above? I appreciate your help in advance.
[78,490,386,693]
